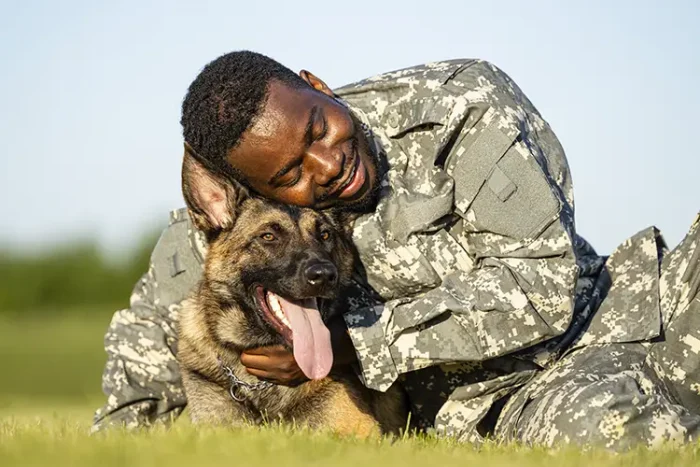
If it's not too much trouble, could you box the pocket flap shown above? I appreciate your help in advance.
[446,107,520,215]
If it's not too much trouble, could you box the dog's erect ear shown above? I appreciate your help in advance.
[181,145,248,235]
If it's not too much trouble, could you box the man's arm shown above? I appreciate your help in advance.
[91,266,185,431]
[239,60,579,390]
[345,61,580,391]
[92,210,202,431]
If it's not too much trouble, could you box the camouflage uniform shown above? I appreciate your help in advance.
[93,59,700,449]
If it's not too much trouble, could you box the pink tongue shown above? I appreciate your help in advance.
[274,294,333,380]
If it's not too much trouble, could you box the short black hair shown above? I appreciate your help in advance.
[181,50,308,177]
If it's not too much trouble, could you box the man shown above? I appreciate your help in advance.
[94,51,700,449]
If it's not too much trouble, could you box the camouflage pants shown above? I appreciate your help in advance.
[433,214,700,450]
[496,342,700,449]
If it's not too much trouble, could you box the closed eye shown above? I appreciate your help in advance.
[315,117,327,142]
[280,168,302,188]
[270,157,303,188]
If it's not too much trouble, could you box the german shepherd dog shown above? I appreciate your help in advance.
[177,151,407,437]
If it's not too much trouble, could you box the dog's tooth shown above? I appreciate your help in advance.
[266,292,291,328]
[276,308,290,327]
[273,304,288,324]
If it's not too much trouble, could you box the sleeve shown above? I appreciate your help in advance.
[91,266,186,431]
[344,61,580,392]
[92,212,201,431]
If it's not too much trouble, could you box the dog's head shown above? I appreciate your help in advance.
[182,148,355,380]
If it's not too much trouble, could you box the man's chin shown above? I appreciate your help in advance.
[331,121,384,214]
[332,176,381,214]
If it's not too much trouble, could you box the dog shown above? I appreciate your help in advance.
[177,150,407,437]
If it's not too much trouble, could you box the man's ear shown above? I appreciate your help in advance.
[299,70,334,98]
[181,145,248,235]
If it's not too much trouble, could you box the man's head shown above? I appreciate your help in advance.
[181,51,380,212]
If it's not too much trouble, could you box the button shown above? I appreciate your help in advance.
[387,112,400,128]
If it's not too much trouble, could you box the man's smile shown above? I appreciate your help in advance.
[326,137,366,202]
[337,149,366,200]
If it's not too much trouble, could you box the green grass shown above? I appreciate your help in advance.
[3,419,700,467]
[0,309,109,410]
[2,310,700,466]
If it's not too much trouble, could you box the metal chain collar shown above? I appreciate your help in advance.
[218,358,274,402]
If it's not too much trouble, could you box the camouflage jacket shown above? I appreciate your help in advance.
[94,59,664,431]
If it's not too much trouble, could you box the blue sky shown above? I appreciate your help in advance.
[1,0,698,254]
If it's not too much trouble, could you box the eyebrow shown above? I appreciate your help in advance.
[268,105,320,186]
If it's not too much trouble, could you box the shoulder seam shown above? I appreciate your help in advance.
[169,207,189,225]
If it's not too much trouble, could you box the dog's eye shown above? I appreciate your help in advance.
[260,232,276,242]
[319,230,331,241]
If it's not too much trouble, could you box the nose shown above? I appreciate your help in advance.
[304,261,338,289]
[306,146,343,188]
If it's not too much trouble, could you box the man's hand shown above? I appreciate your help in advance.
[240,315,358,386]
[240,345,307,386]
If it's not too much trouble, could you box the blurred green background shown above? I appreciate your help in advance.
[0,232,160,417]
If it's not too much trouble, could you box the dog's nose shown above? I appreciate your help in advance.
[304,262,337,288]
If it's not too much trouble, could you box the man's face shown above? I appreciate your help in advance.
[226,75,379,212]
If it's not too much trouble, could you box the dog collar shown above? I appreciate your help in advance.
[218,358,274,402]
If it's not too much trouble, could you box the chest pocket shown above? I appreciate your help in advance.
[447,108,561,242]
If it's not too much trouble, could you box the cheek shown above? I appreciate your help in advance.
[331,239,354,275]
[329,108,354,139]
[214,308,248,344]
[261,185,316,208]
[232,170,314,207]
